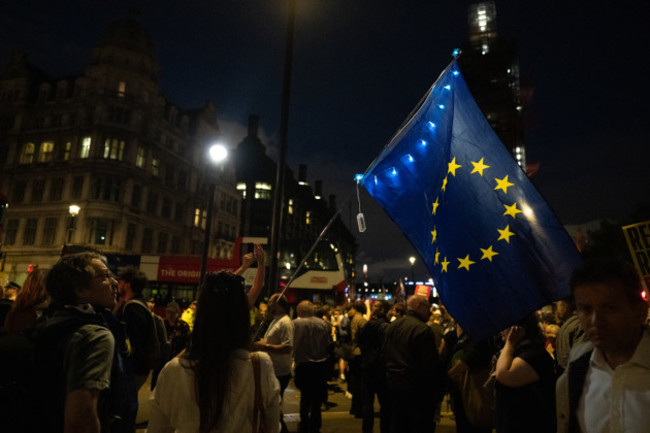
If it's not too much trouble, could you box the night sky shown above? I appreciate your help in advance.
[2,0,649,280]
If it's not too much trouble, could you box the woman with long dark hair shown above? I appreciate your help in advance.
[494,314,556,433]
[148,271,281,432]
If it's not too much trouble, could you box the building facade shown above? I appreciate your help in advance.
[459,1,527,169]
[0,15,240,285]
[234,115,357,300]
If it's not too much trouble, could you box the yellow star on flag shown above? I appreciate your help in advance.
[431,227,437,243]
[441,257,450,273]
[494,175,514,194]
[434,249,440,265]
[497,225,515,243]
[457,254,475,271]
[470,157,490,176]
[503,202,522,219]
[480,245,499,262]
[441,176,448,192]
[447,157,462,176]
[432,197,439,215]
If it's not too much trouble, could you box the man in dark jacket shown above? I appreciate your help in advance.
[359,300,390,433]
[115,266,153,392]
[383,295,445,433]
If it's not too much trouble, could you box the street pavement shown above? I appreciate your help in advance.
[136,373,457,433]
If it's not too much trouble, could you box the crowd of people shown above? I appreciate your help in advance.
[0,254,649,433]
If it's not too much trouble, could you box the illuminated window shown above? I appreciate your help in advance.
[80,136,91,158]
[306,211,311,225]
[20,142,35,164]
[103,138,125,160]
[194,208,202,227]
[64,142,71,160]
[118,81,126,97]
[254,182,272,200]
[151,158,160,177]
[136,147,145,168]
[38,141,55,162]
[288,199,294,215]
[236,183,247,199]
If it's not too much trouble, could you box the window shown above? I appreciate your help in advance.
[92,218,111,245]
[157,232,168,254]
[103,138,125,160]
[136,147,145,168]
[36,142,55,163]
[80,136,91,158]
[23,218,37,245]
[63,142,71,160]
[191,240,201,255]
[117,81,126,97]
[174,203,184,223]
[178,170,187,189]
[146,191,159,214]
[125,223,136,250]
[171,236,180,254]
[164,164,174,185]
[131,184,142,209]
[20,142,35,164]
[71,176,84,199]
[151,158,160,177]
[161,197,171,219]
[12,180,27,203]
[4,219,18,245]
[31,179,45,203]
[254,182,272,199]
[42,217,58,245]
[49,178,64,201]
[142,228,153,253]
[108,106,131,125]
[194,208,206,229]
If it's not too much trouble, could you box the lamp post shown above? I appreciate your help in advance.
[199,143,228,286]
[409,256,416,284]
[68,204,80,243]
[268,0,298,296]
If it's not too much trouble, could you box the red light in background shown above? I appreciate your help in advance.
[642,290,648,302]
[27,264,34,273]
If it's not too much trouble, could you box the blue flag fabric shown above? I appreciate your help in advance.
[362,60,581,341]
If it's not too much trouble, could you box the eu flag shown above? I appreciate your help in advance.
[361,60,581,341]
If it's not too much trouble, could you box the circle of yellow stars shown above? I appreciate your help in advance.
[431,156,523,273]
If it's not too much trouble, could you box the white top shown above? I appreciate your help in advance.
[577,328,650,433]
[147,350,281,433]
[264,314,294,376]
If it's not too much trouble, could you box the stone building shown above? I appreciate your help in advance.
[0,15,240,284]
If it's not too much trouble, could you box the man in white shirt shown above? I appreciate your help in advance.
[255,293,294,433]
[557,259,650,433]
[293,301,332,433]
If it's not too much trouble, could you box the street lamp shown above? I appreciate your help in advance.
[409,256,416,283]
[268,0,298,296]
[199,143,228,285]
[68,204,80,243]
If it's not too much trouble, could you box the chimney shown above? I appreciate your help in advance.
[314,181,322,198]
[298,164,307,183]
[247,114,259,138]
[329,194,336,210]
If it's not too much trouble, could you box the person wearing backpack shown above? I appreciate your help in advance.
[115,266,156,392]
[43,253,119,432]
